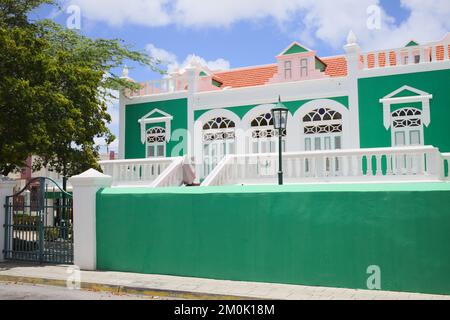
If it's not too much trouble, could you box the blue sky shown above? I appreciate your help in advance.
[30,0,450,151]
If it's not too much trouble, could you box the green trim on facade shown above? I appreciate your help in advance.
[125,98,188,159]
[315,58,327,72]
[96,182,450,295]
[212,79,222,87]
[405,40,419,47]
[282,43,309,55]
[358,69,450,152]
[194,96,349,121]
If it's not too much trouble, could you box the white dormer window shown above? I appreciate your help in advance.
[284,61,292,79]
[300,58,308,77]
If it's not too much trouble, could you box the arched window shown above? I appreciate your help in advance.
[202,117,236,177]
[302,108,343,151]
[250,112,286,154]
[146,127,166,158]
[391,108,423,146]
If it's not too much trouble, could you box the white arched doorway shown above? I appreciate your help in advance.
[194,109,241,179]
[242,104,295,153]
[294,99,350,151]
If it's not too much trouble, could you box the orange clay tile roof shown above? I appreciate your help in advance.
[213,65,278,89]
[212,56,348,89]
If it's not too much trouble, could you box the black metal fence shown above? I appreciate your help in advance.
[3,177,73,264]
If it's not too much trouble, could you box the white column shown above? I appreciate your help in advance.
[69,169,112,271]
[0,179,16,262]
[343,30,361,149]
[185,67,198,164]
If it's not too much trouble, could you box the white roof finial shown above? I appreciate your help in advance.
[347,30,357,45]
[122,65,129,78]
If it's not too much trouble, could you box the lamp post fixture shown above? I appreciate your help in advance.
[271,96,289,186]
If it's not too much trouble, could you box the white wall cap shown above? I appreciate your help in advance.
[69,169,112,187]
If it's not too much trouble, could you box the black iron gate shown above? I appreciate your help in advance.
[3,177,73,264]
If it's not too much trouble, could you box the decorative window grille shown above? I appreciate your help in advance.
[391,108,424,146]
[250,113,286,154]
[146,127,166,158]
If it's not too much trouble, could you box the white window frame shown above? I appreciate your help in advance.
[284,60,292,79]
[250,112,286,154]
[380,85,432,131]
[202,117,236,177]
[391,108,424,147]
[302,108,343,151]
[146,127,167,158]
[300,58,308,77]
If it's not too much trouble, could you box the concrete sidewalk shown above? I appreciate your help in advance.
[0,263,449,300]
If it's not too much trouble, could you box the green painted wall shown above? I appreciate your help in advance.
[96,183,450,295]
[125,98,188,159]
[358,69,450,152]
[194,96,349,121]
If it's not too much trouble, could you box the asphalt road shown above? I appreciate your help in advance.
[0,281,158,300]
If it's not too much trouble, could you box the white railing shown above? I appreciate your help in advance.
[151,157,185,188]
[361,42,449,70]
[201,146,445,186]
[127,78,180,97]
[443,153,450,181]
[99,157,184,187]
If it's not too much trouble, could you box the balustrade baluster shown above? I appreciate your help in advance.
[376,155,383,176]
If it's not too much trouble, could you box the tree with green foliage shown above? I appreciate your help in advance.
[0,0,162,178]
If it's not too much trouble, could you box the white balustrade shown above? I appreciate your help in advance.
[99,157,185,187]
[127,78,179,98]
[201,146,445,186]
[151,157,186,188]
[361,42,449,70]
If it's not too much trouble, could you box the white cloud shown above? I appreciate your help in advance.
[68,0,450,52]
[146,43,177,65]
[68,0,171,27]
[146,44,230,73]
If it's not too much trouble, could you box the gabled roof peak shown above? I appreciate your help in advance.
[278,42,312,56]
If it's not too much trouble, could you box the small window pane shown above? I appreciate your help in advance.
[253,141,259,154]
[335,136,342,149]
[410,130,421,145]
[315,137,321,150]
[148,146,155,157]
[324,137,331,150]
[305,138,311,151]
[228,142,235,154]
[157,145,165,157]
[395,131,406,146]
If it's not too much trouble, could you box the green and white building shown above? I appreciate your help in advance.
[100,31,450,186]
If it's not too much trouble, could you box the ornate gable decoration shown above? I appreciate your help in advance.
[278,42,311,56]
[379,85,433,129]
[138,109,173,144]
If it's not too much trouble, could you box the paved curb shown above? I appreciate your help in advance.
[0,274,261,300]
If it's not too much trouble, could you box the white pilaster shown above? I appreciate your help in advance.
[186,67,198,164]
[344,30,362,149]
[0,179,16,262]
[69,169,112,271]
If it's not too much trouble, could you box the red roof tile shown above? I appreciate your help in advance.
[213,65,278,89]
[212,56,348,89]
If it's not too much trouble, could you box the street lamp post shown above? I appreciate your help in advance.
[271,96,289,186]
